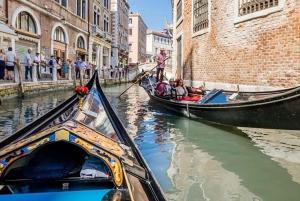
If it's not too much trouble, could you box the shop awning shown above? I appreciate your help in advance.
[0,21,18,40]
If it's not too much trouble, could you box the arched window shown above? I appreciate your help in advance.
[77,36,85,49]
[15,11,36,33]
[54,27,65,42]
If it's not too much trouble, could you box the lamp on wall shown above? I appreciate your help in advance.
[61,17,66,24]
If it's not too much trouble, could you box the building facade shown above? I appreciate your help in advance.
[111,0,129,68]
[128,12,147,65]
[146,30,172,65]
[0,0,112,73]
[171,0,300,89]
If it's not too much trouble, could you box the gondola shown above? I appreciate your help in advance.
[140,75,300,130]
[0,72,167,201]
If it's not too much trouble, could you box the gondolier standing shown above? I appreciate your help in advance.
[155,47,170,82]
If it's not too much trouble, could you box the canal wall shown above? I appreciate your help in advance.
[0,69,140,100]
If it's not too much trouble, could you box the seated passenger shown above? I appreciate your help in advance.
[176,79,188,99]
[163,78,177,99]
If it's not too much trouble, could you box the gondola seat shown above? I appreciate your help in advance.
[22,142,86,180]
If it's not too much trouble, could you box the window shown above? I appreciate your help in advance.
[104,15,109,32]
[177,0,182,21]
[129,44,132,51]
[129,29,132,35]
[193,0,209,33]
[129,18,132,24]
[104,0,109,9]
[55,0,67,7]
[238,0,279,16]
[54,27,66,42]
[77,36,85,49]
[93,7,101,26]
[77,0,86,19]
[15,11,36,33]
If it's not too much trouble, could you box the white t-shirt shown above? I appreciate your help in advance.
[33,56,40,63]
[23,53,32,66]
[6,51,16,66]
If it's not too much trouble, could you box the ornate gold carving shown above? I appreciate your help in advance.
[55,130,70,141]
[27,138,50,151]
[111,161,121,183]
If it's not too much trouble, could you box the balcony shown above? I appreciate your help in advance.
[92,25,104,37]
[103,32,112,42]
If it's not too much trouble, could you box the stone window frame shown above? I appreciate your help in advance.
[176,0,184,27]
[15,11,37,34]
[77,36,85,49]
[234,0,285,24]
[54,27,66,43]
[191,0,211,38]
[54,0,67,7]
[76,0,87,20]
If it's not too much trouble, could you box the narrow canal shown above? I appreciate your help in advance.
[1,84,300,201]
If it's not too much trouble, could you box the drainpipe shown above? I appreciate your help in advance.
[5,0,8,24]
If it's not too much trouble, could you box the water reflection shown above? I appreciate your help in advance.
[1,84,300,201]
[0,90,73,138]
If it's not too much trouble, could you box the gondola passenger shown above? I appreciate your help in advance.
[176,79,188,99]
[163,78,177,99]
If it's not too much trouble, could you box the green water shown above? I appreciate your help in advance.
[1,84,300,201]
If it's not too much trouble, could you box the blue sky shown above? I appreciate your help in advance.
[128,0,172,31]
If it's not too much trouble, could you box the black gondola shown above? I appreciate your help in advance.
[140,75,300,130]
[0,72,167,201]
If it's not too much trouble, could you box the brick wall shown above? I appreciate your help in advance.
[177,0,300,88]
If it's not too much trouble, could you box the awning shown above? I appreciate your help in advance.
[0,21,19,40]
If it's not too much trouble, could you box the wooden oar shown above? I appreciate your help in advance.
[117,58,169,98]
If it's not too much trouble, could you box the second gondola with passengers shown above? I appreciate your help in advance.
[140,73,300,130]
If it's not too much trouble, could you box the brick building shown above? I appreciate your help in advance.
[0,0,112,72]
[171,0,300,89]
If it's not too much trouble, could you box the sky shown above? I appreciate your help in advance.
[128,0,172,31]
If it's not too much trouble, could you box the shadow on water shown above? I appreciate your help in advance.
[158,111,300,201]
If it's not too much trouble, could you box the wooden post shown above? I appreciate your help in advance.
[16,60,24,98]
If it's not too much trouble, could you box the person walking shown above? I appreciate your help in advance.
[33,52,41,79]
[75,58,82,78]
[86,62,91,78]
[48,55,56,79]
[155,47,170,82]
[56,56,62,78]
[24,48,33,81]
[0,49,6,80]
[5,47,17,81]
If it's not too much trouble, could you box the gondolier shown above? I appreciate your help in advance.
[155,47,170,83]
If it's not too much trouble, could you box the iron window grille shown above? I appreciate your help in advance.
[239,0,279,16]
[193,0,209,33]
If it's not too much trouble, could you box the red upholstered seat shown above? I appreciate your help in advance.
[156,82,168,96]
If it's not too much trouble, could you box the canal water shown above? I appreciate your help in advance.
[1,84,300,201]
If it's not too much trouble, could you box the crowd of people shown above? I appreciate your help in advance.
[0,47,97,82]
[101,65,130,79]
[0,47,134,83]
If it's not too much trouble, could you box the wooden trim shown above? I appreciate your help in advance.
[15,28,39,38]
